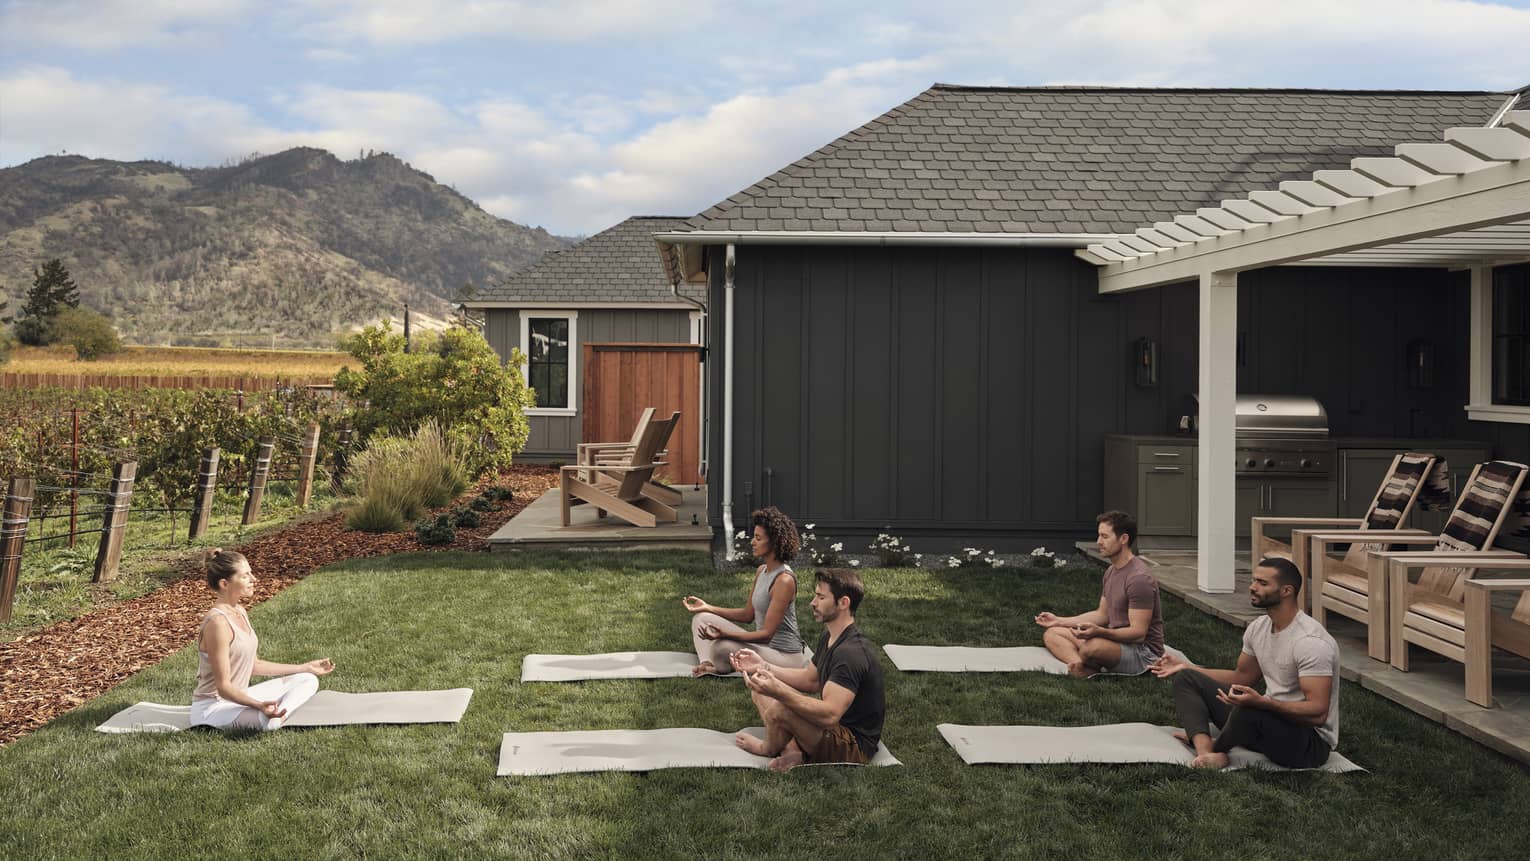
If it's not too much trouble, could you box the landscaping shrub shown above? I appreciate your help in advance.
[869,532,919,567]
[415,513,455,545]
[49,307,122,360]
[482,485,514,503]
[469,494,494,512]
[343,420,470,532]
[451,506,481,528]
[334,323,535,475]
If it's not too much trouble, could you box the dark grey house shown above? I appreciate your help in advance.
[656,84,1530,552]
[466,215,705,461]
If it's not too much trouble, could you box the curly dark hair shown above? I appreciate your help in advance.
[750,506,800,563]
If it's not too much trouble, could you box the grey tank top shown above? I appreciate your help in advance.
[752,564,803,654]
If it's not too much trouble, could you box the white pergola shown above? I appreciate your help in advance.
[1076,108,1530,594]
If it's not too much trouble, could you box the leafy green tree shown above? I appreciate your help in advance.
[49,307,122,359]
[334,322,533,473]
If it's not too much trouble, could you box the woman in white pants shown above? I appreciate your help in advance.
[191,548,334,730]
[684,506,807,676]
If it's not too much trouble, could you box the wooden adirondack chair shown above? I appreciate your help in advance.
[1307,460,1529,661]
[1385,554,1530,707]
[560,411,681,528]
[575,407,655,480]
[1252,451,1440,607]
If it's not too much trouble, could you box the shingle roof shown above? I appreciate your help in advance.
[472,215,699,304]
[683,86,1515,235]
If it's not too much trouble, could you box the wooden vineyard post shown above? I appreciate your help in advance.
[188,447,221,541]
[242,436,275,526]
[0,478,36,624]
[92,462,136,584]
[295,423,321,507]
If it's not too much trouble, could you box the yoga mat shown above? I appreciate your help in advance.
[95,688,474,733]
[936,722,1364,773]
[496,726,900,776]
[521,649,811,682]
[883,644,1190,675]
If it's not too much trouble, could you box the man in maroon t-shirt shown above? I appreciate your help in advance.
[1034,510,1165,677]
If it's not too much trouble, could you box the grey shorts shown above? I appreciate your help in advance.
[1106,642,1161,676]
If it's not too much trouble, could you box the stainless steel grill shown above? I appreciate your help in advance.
[1234,395,1330,477]
[1194,395,1332,477]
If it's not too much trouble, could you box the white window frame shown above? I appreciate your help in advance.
[1467,264,1530,424]
[520,310,578,416]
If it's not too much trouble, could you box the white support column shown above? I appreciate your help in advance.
[1197,271,1238,594]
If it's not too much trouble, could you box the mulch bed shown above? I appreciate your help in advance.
[0,465,559,747]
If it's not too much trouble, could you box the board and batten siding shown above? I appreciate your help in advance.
[483,307,695,458]
[706,245,1491,551]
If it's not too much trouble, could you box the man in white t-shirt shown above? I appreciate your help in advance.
[1150,556,1339,769]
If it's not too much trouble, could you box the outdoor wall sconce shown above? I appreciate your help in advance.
[1407,339,1435,389]
[1133,337,1159,387]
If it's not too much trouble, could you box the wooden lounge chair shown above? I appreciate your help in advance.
[1307,461,1529,661]
[1385,554,1530,707]
[575,407,655,480]
[560,411,681,528]
[1252,451,1443,606]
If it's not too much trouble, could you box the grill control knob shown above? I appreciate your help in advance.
[1300,459,1312,468]
[1263,458,1275,468]
[1244,458,1257,468]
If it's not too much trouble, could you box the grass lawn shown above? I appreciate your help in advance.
[2,550,1525,859]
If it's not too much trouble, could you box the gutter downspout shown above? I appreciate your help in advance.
[721,244,736,546]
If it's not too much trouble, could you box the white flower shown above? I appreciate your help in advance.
[1054,558,1067,568]
[1031,546,1046,556]
[831,542,843,552]
[805,523,816,530]
[849,559,861,567]
[915,553,923,560]
[989,558,1004,567]
[947,557,960,568]
[735,531,746,540]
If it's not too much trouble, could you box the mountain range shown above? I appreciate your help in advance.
[0,148,573,348]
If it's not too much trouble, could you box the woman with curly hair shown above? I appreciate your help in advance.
[683,506,806,676]
[190,548,335,730]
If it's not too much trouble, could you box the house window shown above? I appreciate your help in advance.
[520,312,578,414]
[1493,277,1530,406]
[1469,263,1530,424]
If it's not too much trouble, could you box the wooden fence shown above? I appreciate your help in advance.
[581,343,703,484]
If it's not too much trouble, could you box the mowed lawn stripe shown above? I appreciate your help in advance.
[1,549,1525,859]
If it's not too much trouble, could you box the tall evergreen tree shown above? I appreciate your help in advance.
[22,259,81,319]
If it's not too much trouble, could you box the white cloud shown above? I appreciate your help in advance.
[0,65,273,163]
[296,0,719,46]
[0,0,253,50]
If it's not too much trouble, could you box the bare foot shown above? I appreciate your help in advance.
[1066,661,1098,679]
[1189,752,1230,769]
[734,731,772,756]
[767,748,806,772]
[691,661,716,677]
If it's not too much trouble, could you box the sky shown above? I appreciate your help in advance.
[3,0,1530,237]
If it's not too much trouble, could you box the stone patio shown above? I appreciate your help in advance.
[487,485,712,553]
[1076,540,1530,765]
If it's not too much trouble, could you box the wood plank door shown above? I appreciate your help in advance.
[581,343,703,484]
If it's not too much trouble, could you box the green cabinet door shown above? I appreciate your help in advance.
[1337,450,1398,518]
[1138,464,1195,535]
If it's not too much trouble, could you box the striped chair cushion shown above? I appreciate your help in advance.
[1437,461,1530,554]
[1364,452,1438,530]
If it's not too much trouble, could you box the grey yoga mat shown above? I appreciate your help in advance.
[883,644,1190,675]
[94,688,474,733]
[520,648,812,682]
[936,722,1365,772]
[496,726,901,776]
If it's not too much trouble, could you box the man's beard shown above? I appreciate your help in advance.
[1251,592,1281,608]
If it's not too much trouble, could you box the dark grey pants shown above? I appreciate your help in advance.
[1171,669,1331,769]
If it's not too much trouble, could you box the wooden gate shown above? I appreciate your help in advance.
[581,343,703,484]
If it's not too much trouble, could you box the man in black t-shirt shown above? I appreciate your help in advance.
[732,568,886,771]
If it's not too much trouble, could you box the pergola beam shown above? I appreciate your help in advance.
[1096,157,1530,293]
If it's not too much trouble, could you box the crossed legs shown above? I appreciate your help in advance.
[1170,670,1331,769]
[1041,626,1123,678]
[734,690,820,772]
